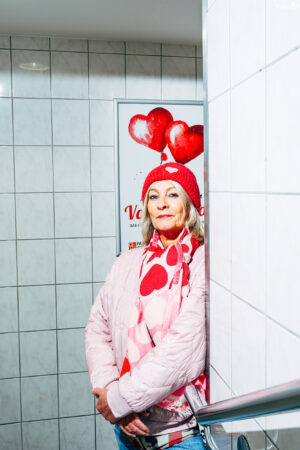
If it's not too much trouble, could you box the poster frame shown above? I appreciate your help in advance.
[114,98,204,256]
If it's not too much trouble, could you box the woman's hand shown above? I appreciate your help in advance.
[92,388,117,424]
[118,412,150,437]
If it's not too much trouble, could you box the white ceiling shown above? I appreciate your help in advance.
[0,0,202,45]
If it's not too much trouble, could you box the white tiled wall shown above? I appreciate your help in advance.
[205,0,300,448]
[0,34,202,449]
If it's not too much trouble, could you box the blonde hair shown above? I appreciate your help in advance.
[141,180,204,246]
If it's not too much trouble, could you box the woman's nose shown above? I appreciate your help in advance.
[157,196,168,209]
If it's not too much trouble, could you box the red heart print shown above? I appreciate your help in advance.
[165,121,204,164]
[140,264,168,296]
[128,108,173,152]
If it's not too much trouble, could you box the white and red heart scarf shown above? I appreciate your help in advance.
[120,227,206,414]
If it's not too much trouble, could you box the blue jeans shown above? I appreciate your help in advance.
[114,425,205,450]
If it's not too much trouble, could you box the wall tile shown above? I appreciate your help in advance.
[92,192,115,236]
[60,416,94,450]
[21,375,58,421]
[0,99,13,144]
[266,420,300,449]
[20,330,57,376]
[0,423,22,450]
[59,372,94,416]
[89,40,125,54]
[230,0,265,86]
[0,147,14,192]
[0,241,17,287]
[0,194,15,240]
[0,333,19,377]
[52,99,89,145]
[266,0,300,63]
[91,146,115,191]
[23,420,59,450]
[207,0,230,99]
[0,378,21,424]
[15,146,53,192]
[19,285,56,331]
[93,237,116,282]
[232,296,266,395]
[53,146,90,192]
[12,50,50,97]
[96,414,118,450]
[93,282,104,299]
[55,238,92,284]
[0,36,10,49]
[210,423,231,450]
[51,52,88,98]
[58,328,87,373]
[126,55,161,99]
[209,193,231,289]
[231,194,266,311]
[208,93,230,191]
[267,195,300,336]
[126,42,160,55]
[266,49,300,192]
[231,422,266,447]
[16,193,54,239]
[51,38,87,52]
[0,49,11,96]
[90,100,114,146]
[17,239,55,285]
[196,44,203,58]
[0,287,18,332]
[162,57,196,100]
[13,98,52,145]
[162,44,195,57]
[55,193,91,238]
[209,366,231,406]
[210,281,231,386]
[231,72,265,192]
[57,283,92,329]
[11,36,49,50]
[267,320,300,388]
[196,58,203,100]
[89,53,125,99]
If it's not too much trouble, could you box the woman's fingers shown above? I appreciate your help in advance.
[119,424,135,438]
[119,413,149,437]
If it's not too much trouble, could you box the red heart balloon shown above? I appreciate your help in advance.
[165,121,204,164]
[128,107,173,152]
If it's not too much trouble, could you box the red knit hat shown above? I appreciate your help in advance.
[141,162,201,212]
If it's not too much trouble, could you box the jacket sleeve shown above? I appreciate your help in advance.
[107,245,207,418]
[84,264,120,389]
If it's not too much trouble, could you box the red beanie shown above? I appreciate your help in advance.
[141,162,201,212]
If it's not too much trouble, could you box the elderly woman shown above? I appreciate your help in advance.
[85,162,206,450]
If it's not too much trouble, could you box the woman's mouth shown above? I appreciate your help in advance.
[157,215,173,218]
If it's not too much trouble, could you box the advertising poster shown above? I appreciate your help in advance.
[115,99,204,255]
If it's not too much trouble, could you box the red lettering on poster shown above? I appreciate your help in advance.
[124,204,137,220]
[124,204,142,220]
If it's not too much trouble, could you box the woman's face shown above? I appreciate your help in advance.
[147,180,185,233]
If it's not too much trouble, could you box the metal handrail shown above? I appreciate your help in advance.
[196,378,300,425]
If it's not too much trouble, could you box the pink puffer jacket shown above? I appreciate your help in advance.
[85,245,206,435]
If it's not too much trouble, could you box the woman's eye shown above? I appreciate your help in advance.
[149,195,158,200]
[169,193,178,197]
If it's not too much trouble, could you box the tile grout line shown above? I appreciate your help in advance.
[264,1,269,442]
[49,36,61,450]
[207,44,300,105]
[210,278,300,340]
[9,33,24,450]
[87,38,98,450]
